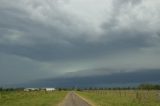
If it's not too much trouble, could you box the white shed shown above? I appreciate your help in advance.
[24,88,39,91]
[45,88,56,91]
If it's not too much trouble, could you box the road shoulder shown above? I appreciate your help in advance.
[75,92,96,106]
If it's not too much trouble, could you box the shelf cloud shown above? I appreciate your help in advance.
[0,0,160,86]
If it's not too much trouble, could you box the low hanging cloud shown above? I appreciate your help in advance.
[0,0,160,86]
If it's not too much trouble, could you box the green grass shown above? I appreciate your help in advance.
[78,90,160,106]
[0,91,67,106]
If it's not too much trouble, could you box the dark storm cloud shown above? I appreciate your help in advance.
[18,69,160,88]
[0,0,160,86]
[0,0,159,62]
[0,33,154,62]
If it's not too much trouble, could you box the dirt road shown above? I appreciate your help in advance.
[60,92,92,106]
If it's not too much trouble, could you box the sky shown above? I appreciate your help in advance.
[0,0,160,86]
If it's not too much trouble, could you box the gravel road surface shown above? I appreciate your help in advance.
[60,92,92,106]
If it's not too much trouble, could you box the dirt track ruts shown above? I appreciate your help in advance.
[60,92,92,106]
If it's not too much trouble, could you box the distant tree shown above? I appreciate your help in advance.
[138,84,160,90]
[89,87,93,90]
[155,85,160,90]
[57,88,62,91]
[76,88,82,91]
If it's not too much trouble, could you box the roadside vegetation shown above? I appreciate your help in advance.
[78,90,160,106]
[0,84,160,106]
[0,91,67,106]
[76,84,160,106]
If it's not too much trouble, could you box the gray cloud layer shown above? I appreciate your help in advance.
[0,0,160,86]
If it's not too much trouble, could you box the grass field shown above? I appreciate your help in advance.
[1,90,160,106]
[78,90,160,106]
[0,91,67,106]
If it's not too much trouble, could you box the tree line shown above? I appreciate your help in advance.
[0,84,160,91]
[138,84,160,90]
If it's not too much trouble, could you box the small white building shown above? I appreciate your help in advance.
[24,88,56,91]
[24,88,39,91]
[45,88,56,91]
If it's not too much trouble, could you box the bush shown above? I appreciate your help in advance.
[138,84,160,90]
